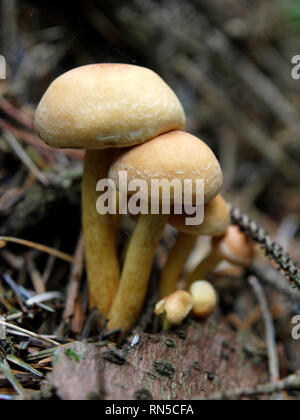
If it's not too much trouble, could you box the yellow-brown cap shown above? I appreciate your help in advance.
[169,195,230,236]
[189,280,218,318]
[109,131,223,204]
[34,64,185,150]
[213,225,254,266]
[155,290,194,325]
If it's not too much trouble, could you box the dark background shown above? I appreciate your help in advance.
[1,0,300,256]
[0,0,300,398]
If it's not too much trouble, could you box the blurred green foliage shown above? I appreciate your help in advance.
[286,0,300,28]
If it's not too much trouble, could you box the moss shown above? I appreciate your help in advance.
[95,340,109,348]
[205,371,215,381]
[242,346,265,366]
[134,388,153,400]
[173,329,186,339]
[64,348,80,363]
[190,361,202,371]
[165,338,176,348]
[103,347,127,365]
[153,360,175,379]
[145,371,156,380]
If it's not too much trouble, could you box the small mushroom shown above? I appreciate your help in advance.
[34,63,185,316]
[189,280,218,319]
[155,290,194,326]
[186,225,254,288]
[170,195,230,237]
[160,195,230,298]
[107,131,223,332]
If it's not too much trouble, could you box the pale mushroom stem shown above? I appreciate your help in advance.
[111,191,121,245]
[160,232,197,298]
[108,213,169,333]
[82,150,120,316]
[185,251,221,290]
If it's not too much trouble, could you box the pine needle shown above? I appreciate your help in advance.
[0,361,26,398]
[0,236,74,263]
[6,355,43,378]
[0,320,60,346]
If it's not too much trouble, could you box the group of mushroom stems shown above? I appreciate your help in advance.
[34,63,255,335]
[84,133,255,335]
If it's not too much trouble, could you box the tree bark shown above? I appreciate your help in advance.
[49,318,268,400]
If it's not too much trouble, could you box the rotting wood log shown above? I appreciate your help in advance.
[49,319,268,400]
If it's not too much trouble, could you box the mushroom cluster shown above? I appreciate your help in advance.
[35,64,185,318]
[35,63,255,334]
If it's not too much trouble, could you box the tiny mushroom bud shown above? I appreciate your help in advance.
[107,131,223,333]
[186,225,254,288]
[34,63,185,316]
[160,195,230,299]
[189,280,218,319]
[0,240,6,248]
[155,290,194,326]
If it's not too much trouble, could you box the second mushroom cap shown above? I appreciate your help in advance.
[108,130,223,205]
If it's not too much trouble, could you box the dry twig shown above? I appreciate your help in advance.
[0,236,74,263]
[248,276,280,383]
[204,372,300,400]
[63,233,85,322]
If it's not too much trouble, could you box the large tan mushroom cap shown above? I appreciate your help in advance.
[109,131,223,204]
[169,195,230,236]
[34,64,185,150]
[213,225,254,266]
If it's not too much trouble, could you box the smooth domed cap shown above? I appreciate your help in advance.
[170,195,230,236]
[34,64,185,150]
[109,131,223,204]
[155,290,194,325]
[189,280,218,319]
[213,225,254,266]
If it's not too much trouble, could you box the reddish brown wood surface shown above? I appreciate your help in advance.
[50,319,268,400]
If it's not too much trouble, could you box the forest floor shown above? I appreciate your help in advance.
[0,0,300,399]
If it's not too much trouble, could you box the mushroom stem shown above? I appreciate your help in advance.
[82,150,120,316]
[107,213,169,333]
[160,232,197,298]
[185,251,221,290]
[186,225,255,289]
[111,191,121,245]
